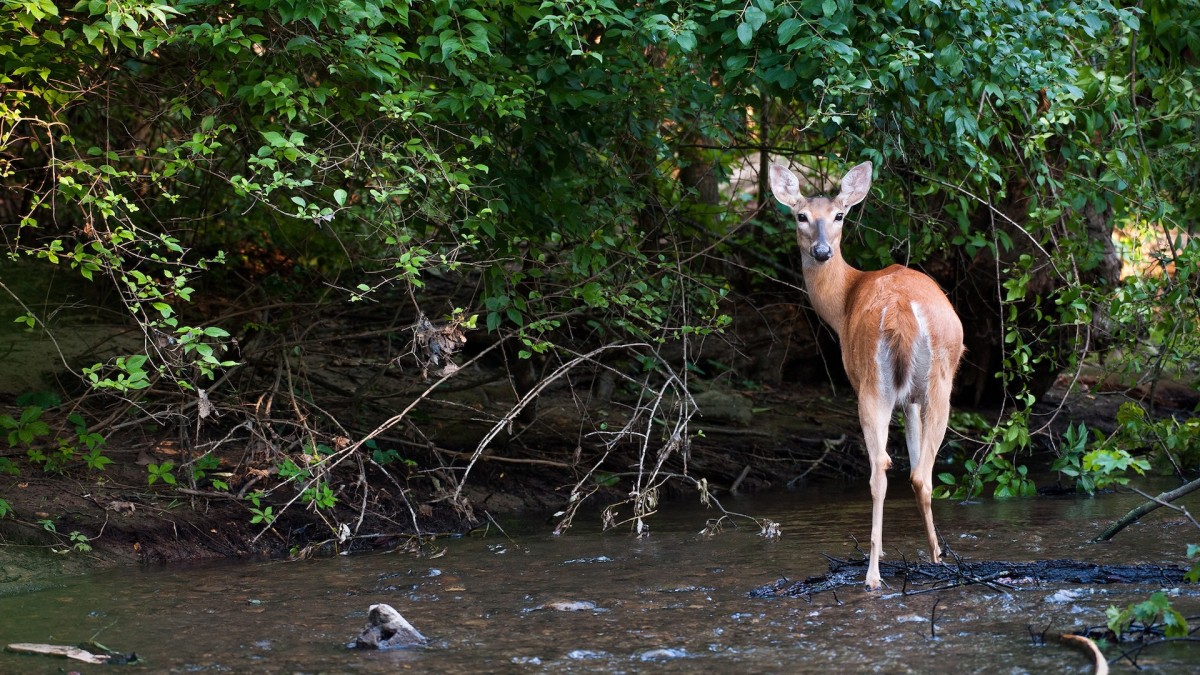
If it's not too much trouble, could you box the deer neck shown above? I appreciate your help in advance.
[802,254,861,338]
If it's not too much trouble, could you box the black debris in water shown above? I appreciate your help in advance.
[749,556,1190,599]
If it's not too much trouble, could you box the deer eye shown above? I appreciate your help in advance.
[796,213,809,223]
[834,212,844,222]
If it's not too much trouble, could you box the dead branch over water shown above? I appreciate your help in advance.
[1093,477,1200,542]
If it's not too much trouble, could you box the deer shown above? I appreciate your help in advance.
[768,160,965,590]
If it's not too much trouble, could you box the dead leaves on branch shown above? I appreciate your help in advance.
[410,314,467,379]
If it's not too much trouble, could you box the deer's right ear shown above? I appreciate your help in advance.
[769,164,806,209]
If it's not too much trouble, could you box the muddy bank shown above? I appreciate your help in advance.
[0,381,863,583]
[0,361,1191,590]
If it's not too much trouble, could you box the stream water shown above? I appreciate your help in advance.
[1,482,1197,673]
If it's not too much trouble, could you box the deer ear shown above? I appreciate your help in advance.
[837,161,873,209]
[769,163,807,209]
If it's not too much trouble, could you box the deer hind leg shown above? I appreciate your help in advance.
[911,395,950,563]
[902,398,940,562]
[860,395,893,590]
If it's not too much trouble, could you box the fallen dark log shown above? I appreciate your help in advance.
[750,556,1189,599]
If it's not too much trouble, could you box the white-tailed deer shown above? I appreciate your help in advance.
[769,160,964,590]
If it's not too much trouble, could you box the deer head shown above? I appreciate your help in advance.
[769,161,873,266]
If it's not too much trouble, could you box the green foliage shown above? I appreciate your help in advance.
[3,0,1199,529]
[34,515,93,554]
[277,457,310,482]
[191,453,221,486]
[1052,422,1099,494]
[1104,402,1200,476]
[936,412,1034,500]
[301,482,337,510]
[1,406,50,447]
[147,461,177,486]
[82,447,113,471]
[1106,590,1190,640]
[366,440,416,469]
[27,443,74,475]
[67,530,92,554]
[0,497,10,519]
[592,471,620,488]
[1,405,109,475]
[1052,402,1185,495]
[246,491,275,525]
[1080,445,1151,488]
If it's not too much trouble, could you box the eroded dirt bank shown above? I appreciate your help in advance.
[1,366,1194,590]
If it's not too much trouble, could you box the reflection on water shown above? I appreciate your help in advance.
[2,483,1197,673]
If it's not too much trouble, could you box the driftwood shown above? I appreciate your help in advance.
[349,603,427,650]
[1060,634,1110,675]
[749,556,1189,599]
[6,643,108,664]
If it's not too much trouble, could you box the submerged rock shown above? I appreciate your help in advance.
[526,599,598,613]
[637,647,689,661]
[349,603,427,650]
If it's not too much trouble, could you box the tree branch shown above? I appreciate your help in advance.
[1093,477,1200,542]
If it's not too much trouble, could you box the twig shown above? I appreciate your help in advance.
[453,343,646,501]
[929,597,940,639]
[1127,485,1200,530]
[729,465,752,495]
[250,336,511,543]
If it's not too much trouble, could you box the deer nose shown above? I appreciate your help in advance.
[810,219,834,262]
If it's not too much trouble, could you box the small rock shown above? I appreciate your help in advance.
[527,600,598,612]
[566,649,609,660]
[637,647,688,661]
[692,389,753,426]
[1044,589,1083,604]
[349,603,426,649]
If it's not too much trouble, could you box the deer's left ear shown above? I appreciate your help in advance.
[837,161,873,209]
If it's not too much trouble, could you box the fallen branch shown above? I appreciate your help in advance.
[1060,633,1109,675]
[6,643,108,664]
[1093,476,1200,542]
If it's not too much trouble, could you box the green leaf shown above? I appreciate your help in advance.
[736,22,753,46]
[778,18,804,45]
[261,130,287,147]
[744,6,766,31]
[1163,607,1189,638]
[1116,402,1145,426]
[675,30,696,52]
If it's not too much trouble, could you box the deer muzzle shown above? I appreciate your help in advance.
[811,220,833,262]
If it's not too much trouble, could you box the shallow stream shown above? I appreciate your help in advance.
[2,483,1197,673]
